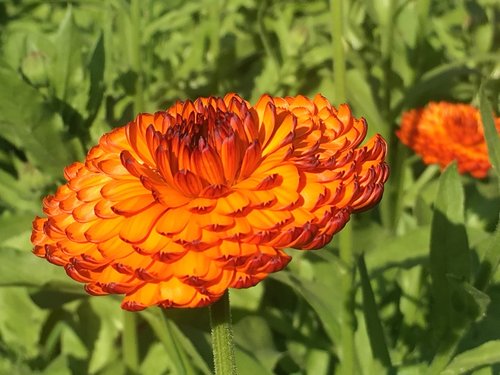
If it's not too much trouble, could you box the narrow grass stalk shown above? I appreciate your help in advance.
[330,1,356,373]
[386,141,408,230]
[338,223,357,375]
[377,0,403,233]
[330,0,346,103]
[358,254,392,368]
[210,291,237,375]
[122,6,143,370]
[122,311,140,374]
[381,0,395,120]
[257,0,280,76]
[130,0,144,113]
[427,330,465,375]
[207,0,221,92]
[139,309,192,374]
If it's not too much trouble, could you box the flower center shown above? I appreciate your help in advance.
[151,99,261,199]
[167,108,236,153]
[444,111,483,146]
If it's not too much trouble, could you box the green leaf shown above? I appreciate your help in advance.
[85,32,105,127]
[139,308,206,375]
[397,55,499,111]
[479,85,500,186]
[0,247,82,289]
[60,323,89,360]
[442,340,500,375]
[0,287,47,359]
[0,213,35,248]
[460,282,491,321]
[42,355,72,375]
[50,7,80,104]
[0,168,41,213]
[430,163,470,317]
[304,348,330,375]
[30,289,87,309]
[428,163,471,371]
[474,215,500,291]
[87,298,122,374]
[230,282,264,311]
[271,270,342,344]
[0,63,78,176]
[358,254,392,368]
[142,2,199,41]
[345,69,385,138]
[365,226,430,271]
[167,317,212,375]
[233,316,282,371]
[140,343,170,375]
[98,360,126,375]
[235,347,274,375]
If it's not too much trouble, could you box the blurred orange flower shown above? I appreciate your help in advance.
[32,94,388,310]
[397,102,500,178]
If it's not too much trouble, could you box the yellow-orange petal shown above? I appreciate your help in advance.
[85,216,124,243]
[121,279,199,311]
[111,194,156,216]
[119,204,166,243]
[156,208,191,235]
[216,190,251,215]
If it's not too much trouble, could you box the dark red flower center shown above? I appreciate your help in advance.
[134,100,265,199]
[445,112,483,146]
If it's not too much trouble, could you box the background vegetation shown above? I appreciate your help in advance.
[0,0,499,374]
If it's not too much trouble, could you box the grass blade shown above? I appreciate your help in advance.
[358,254,392,368]
[479,84,500,186]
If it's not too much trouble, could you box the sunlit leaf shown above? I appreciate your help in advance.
[0,63,79,176]
[442,340,500,375]
[0,247,80,288]
[0,287,47,359]
[479,85,500,184]
[271,271,342,344]
[234,316,282,371]
[358,254,392,368]
[429,163,472,371]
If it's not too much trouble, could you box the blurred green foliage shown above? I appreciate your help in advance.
[0,0,499,374]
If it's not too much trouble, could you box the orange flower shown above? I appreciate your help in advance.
[32,94,388,311]
[397,101,500,178]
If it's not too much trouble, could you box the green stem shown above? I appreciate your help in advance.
[122,311,139,374]
[210,291,237,375]
[208,0,221,92]
[386,141,408,231]
[330,0,346,103]
[330,1,356,373]
[139,309,193,374]
[338,222,357,375]
[381,0,395,121]
[130,0,144,113]
[405,164,439,200]
[378,0,401,232]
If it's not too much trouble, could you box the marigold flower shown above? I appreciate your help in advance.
[32,93,388,311]
[397,101,500,178]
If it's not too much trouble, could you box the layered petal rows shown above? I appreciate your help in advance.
[397,101,500,178]
[32,93,389,310]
